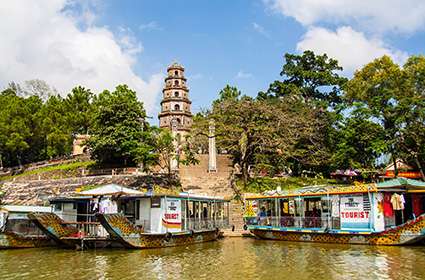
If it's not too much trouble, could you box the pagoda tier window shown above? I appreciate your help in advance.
[174,91,179,97]
[174,104,180,111]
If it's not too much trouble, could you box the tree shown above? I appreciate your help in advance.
[87,85,155,167]
[398,56,425,178]
[206,88,319,184]
[345,56,408,176]
[152,129,175,174]
[331,106,386,170]
[258,50,348,174]
[0,89,36,166]
[152,127,200,175]
[212,85,241,108]
[64,86,94,135]
[12,79,58,102]
[259,50,348,107]
[35,95,73,159]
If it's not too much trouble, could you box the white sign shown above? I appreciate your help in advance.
[162,199,182,232]
[340,195,370,229]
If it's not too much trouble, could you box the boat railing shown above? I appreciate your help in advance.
[134,219,150,232]
[57,213,108,238]
[184,218,230,231]
[247,216,341,230]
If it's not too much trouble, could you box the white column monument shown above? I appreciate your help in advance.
[208,120,217,172]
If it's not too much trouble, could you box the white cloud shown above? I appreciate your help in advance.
[0,0,162,114]
[297,26,408,73]
[236,71,253,79]
[252,22,270,38]
[266,0,425,34]
[139,21,163,31]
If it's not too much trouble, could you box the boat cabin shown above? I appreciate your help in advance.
[0,205,52,235]
[49,184,230,234]
[244,178,425,233]
[118,193,230,233]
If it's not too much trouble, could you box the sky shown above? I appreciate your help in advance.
[1,0,425,124]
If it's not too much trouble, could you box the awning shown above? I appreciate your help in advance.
[377,178,425,190]
[78,184,143,196]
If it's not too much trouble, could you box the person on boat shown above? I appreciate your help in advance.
[203,207,208,219]
[258,207,267,225]
[311,207,321,228]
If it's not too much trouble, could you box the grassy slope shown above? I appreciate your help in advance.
[1,160,95,181]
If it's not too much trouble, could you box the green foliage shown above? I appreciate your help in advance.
[345,55,425,177]
[1,160,95,181]
[196,86,323,184]
[259,50,348,106]
[87,85,155,167]
[331,108,386,169]
[212,84,241,108]
[152,128,199,174]
[0,82,96,167]
[238,176,338,193]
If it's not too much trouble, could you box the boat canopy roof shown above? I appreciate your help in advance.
[377,178,425,189]
[246,177,425,200]
[0,205,52,213]
[77,184,144,196]
[50,185,229,202]
[120,192,229,202]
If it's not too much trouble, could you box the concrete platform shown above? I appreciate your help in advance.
[222,229,253,238]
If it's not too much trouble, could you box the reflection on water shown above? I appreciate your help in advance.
[1,238,425,280]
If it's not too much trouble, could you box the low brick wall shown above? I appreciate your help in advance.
[0,174,179,206]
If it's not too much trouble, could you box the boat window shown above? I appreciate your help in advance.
[151,197,161,208]
[54,203,62,211]
[135,200,140,220]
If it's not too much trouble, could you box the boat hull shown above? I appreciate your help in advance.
[28,212,117,249]
[0,231,52,249]
[97,213,222,249]
[250,214,425,246]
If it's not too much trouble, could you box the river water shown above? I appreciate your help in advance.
[1,238,425,280]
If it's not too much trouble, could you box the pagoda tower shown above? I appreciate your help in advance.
[158,62,192,133]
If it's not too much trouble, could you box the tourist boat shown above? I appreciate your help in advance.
[0,205,54,249]
[28,184,140,249]
[96,192,230,249]
[29,184,231,249]
[243,178,425,245]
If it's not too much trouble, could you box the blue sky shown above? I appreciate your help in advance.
[1,0,425,124]
[96,1,305,115]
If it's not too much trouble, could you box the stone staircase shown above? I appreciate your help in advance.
[179,155,250,236]
[179,154,235,198]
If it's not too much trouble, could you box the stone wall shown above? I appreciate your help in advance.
[0,174,178,206]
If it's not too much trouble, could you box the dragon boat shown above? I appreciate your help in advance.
[244,178,425,245]
[96,193,230,249]
[0,205,54,249]
[28,184,141,249]
[29,184,230,249]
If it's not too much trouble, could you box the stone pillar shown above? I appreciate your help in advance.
[171,119,179,171]
[208,120,217,172]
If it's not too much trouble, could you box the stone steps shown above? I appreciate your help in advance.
[179,154,234,198]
